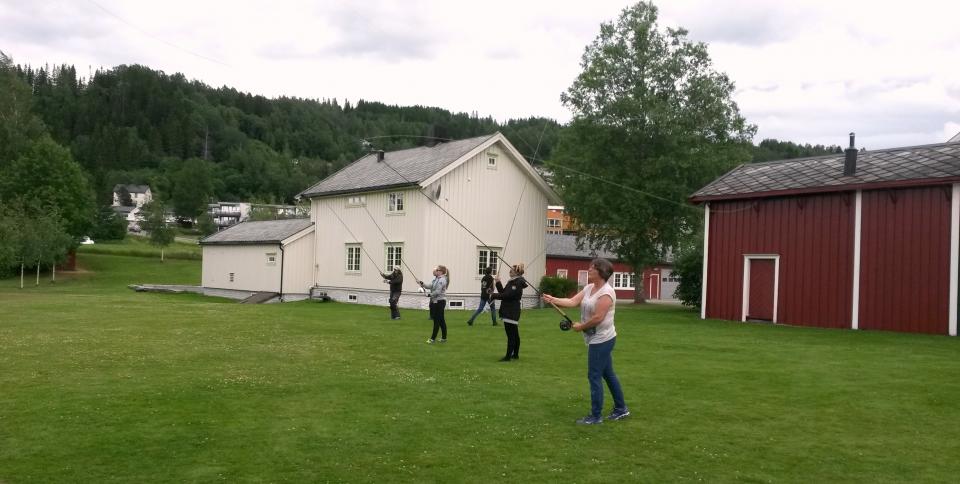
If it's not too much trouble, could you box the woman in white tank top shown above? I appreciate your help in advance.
[542,258,629,425]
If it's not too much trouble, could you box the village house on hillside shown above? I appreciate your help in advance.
[300,132,561,309]
[691,135,960,336]
[111,184,153,231]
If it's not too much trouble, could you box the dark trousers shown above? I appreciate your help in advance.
[504,322,520,358]
[388,292,400,319]
[430,300,447,340]
[587,337,626,418]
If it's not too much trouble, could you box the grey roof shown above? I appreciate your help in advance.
[545,234,618,261]
[691,142,960,201]
[113,184,151,194]
[300,134,497,197]
[199,219,313,245]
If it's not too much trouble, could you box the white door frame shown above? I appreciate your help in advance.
[742,254,781,322]
[647,273,661,299]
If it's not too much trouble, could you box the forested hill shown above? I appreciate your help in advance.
[15,63,562,206]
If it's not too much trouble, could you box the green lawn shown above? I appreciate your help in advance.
[1,253,959,482]
[77,235,201,260]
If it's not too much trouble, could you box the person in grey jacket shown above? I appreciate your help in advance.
[419,265,449,343]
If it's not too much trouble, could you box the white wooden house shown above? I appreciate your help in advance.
[300,132,561,309]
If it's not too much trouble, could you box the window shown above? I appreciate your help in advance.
[556,269,568,278]
[448,300,465,309]
[487,152,498,169]
[577,270,588,286]
[664,270,680,283]
[346,244,361,272]
[347,294,358,303]
[613,272,635,289]
[347,195,366,207]
[266,252,277,266]
[477,247,501,275]
[229,272,235,282]
[547,218,561,228]
[388,192,404,213]
[385,244,403,271]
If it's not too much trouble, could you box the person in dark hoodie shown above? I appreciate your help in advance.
[380,267,403,320]
[490,263,527,361]
[466,265,497,326]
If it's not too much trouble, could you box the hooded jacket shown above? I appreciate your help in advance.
[492,276,528,322]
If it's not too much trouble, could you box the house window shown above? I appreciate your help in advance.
[577,270,588,286]
[388,192,404,213]
[347,196,366,207]
[229,272,235,282]
[487,153,498,169]
[477,247,501,276]
[547,218,561,228]
[385,244,403,271]
[613,272,635,289]
[346,244,362,272]
[266,252,277,266]
[448,300,465,309]
[347,294,358,303]
[556,269,568,278]
[663,270,680,283]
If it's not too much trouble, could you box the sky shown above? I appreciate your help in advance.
[1,0,959,150]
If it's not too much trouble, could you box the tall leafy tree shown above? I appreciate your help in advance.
[550,1,755,301]
[139,201,175,261]
[0,51,46,166]
[170,157,215,219]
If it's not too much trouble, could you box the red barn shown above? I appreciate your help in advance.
[545,234,677,301]
[690,137,960,336]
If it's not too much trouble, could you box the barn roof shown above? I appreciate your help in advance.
[199,219,313,245]
[545,234,618,261]
[300,134,496,198]
[691,141,960,202]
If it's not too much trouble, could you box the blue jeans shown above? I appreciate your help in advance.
[587,337,626,418]
[466,298,496,325]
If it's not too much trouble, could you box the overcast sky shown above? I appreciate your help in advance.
[1,0,958,149]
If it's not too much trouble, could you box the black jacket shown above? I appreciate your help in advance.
[479,274,494,301]
[492,277,527,321]
[381,271,403,294]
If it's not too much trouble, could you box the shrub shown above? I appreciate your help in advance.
[539,275,578,298]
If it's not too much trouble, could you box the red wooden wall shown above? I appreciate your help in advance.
[858,186,951,334]
[706,193,855,328]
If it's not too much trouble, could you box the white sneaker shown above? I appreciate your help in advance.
[426,339,435,344]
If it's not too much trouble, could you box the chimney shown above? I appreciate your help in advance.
[844,132,857,176]
[376,150,385,162]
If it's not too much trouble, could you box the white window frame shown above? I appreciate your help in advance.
[556,269,568,278]
[487,152,498,169]
[477,246,502,276]
[613,272,635,290]
[448,300,465,309]
[385,244,403,272]
[347,294,358,303]
[577,270,588,286]
[266,252,277,266]
[387,192,404,213]
[346,195,366,207]
[547,218,561,228]
[346,244,362,272]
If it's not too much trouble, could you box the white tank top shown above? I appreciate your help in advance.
[581,282,617,345]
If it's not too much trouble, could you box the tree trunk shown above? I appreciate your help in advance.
[633,271,647,304]
[161,248,165,262]
[36,261,40,286]
[20,263,24,289]
[52,264,56,282]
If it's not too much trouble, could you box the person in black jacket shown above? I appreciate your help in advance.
[466,266,497,326]
[380,268,403,320]
[491,263,528,361]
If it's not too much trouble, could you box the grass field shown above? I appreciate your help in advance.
[77,235,202,260]
[2,252,959,482]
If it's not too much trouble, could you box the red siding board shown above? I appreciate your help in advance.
[706,194,854,328]
[859,187,950,334]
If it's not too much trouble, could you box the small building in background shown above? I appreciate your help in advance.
[544,233,677,301]
[546,205,579,235]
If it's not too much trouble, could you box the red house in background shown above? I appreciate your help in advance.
[545,234,677,300]
[690,136,960,336]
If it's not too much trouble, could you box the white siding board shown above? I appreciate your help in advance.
[202,244,282,292]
